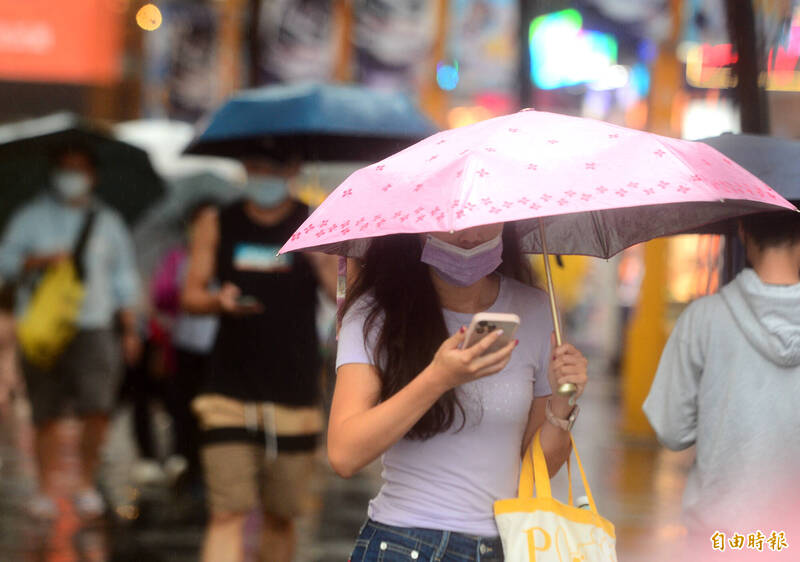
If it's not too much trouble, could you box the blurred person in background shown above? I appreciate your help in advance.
[0,145,142,520]
[182,155,336,562]
[0,282,19,416]
[130,199,220,491]
[644,211,800,549]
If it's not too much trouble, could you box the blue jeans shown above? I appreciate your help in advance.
[349,519,504,562]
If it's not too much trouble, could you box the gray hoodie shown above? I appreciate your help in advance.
[643,269,800,532]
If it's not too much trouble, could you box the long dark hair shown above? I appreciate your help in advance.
[341,224,535,440]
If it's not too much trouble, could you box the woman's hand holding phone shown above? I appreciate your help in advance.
[218,282,264,316]
[428,326,518,391]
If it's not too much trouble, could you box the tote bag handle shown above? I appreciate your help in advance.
[518,429,600,517]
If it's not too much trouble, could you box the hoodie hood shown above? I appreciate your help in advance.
[720,269,800,368]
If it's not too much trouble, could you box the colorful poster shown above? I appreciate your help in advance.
[447,0,518,98]
[254,0,338,84]
[0,0,121,84]
[143,3,220,122]
[353,0,437,91]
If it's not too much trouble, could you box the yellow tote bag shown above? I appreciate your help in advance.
[494,429,617,562]
[17,259,85,370]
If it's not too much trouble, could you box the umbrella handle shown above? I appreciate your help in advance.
[539,219,578,402]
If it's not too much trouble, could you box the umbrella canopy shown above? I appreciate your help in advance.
[0,113,165,230]
[184,82,438,162]
[693,133,800,279]
[133,172,242,282]
[692,133,800,236]
[280,109,795,259]
[699,134,800,203]
[114,119,245,183]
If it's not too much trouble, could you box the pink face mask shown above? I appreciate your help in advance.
[420,233,503,287]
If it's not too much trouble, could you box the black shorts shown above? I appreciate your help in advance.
[21,329,122,425]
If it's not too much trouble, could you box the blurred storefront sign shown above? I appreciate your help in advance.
[685,5,800,91]
[353,0,437,91]
[447,0,518,99]
[0,0,121,84]
[528,8,618,90]
[254,0,338,84]
[142,2,220,122]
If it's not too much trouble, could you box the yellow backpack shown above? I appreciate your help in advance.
[17,211,96,370]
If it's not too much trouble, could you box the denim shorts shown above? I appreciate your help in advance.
[349,519,504,562]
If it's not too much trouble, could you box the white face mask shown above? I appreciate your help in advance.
[247,174,290,208]
[53,170,92,201]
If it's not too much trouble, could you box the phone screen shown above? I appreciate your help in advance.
[236,295,261,307]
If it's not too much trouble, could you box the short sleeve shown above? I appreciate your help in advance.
[106,210,141,310]
[0,205,36,280]
[335,297,380,370]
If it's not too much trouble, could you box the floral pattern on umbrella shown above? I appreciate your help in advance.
[280,110,795,259]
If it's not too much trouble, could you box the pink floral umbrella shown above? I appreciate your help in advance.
[281,109,794,257]
[280,109,796,394]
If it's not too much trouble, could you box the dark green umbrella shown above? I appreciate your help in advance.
[0,113,165,231]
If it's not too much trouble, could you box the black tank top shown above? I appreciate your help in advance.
[206,200,321,405]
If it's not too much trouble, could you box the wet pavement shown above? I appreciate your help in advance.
[0,365,698,561]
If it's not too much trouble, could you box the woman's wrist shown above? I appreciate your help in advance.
[548,395,575,419]
[420,364,453,397]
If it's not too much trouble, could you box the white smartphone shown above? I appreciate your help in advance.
[462,312,520,354]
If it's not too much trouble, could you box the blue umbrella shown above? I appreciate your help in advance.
[184,82,438,162]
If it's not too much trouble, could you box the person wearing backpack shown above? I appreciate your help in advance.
[0,145,142,519]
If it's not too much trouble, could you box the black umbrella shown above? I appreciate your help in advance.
[0,113,165,231]
[687,134,800,283]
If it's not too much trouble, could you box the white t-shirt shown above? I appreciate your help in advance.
[336,275,553,536]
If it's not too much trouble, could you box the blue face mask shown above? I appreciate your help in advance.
[247,175,289,208]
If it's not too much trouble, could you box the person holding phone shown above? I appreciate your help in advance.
[181,156,337,562]
[330,222,588,561]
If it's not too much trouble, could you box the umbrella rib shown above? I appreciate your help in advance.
[590,210,609,258]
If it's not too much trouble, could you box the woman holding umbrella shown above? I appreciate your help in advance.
[281,107,794,560]
[329,222,588,561]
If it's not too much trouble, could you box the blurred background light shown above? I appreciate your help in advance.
[681,97,739,140]
[589,65,630,91]
[529,9,618,90]
[136,3,162,32]
[637,39,658,63]
[630,63,651,97]
[447,105,493,128]
[436,60,459,91]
